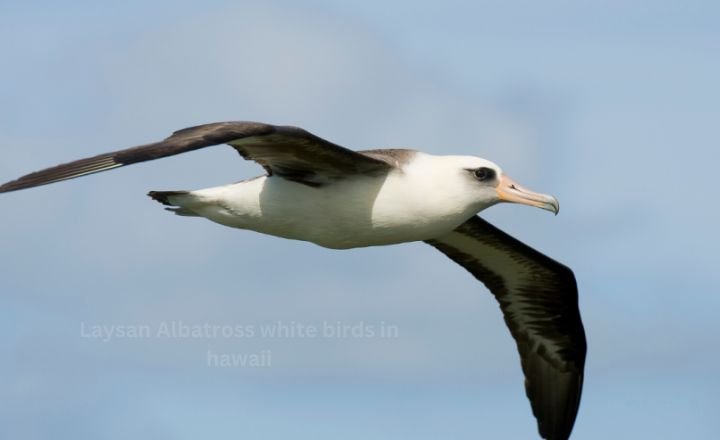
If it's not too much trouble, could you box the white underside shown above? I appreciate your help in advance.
[163,153,496,249]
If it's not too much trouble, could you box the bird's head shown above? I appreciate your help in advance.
[440,155,560,215]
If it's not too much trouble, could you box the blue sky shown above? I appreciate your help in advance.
[2,1,719,438]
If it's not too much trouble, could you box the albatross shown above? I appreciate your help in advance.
[0,121,586,440]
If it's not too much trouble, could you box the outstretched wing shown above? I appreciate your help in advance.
[0,121,393,193]
[426,216,586,440]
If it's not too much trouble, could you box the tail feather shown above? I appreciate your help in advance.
[148,190,190,206]
[148,190,205,217]
[165,207,200,217]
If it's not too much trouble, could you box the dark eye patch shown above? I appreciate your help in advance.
[473,167,495,181]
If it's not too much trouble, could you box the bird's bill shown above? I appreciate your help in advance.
[496,175,560,215]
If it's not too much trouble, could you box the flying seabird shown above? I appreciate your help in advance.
[0,121,586,440]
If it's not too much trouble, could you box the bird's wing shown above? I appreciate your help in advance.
[0,121,393,193]
[425,215,586,440]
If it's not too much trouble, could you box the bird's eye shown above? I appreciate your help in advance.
[473,167,495,181]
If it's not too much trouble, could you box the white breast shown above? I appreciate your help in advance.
[184,153,493,249]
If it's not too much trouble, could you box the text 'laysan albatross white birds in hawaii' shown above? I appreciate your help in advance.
[1,121,587,440]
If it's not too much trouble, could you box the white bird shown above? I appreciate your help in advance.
[0,121,586,440]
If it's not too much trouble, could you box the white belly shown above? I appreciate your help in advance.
[185,172,480,249]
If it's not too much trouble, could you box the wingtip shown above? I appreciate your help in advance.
[0,179,31,194]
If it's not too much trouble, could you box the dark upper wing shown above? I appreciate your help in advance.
[425,216,586,440]
[0,121,393,193]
